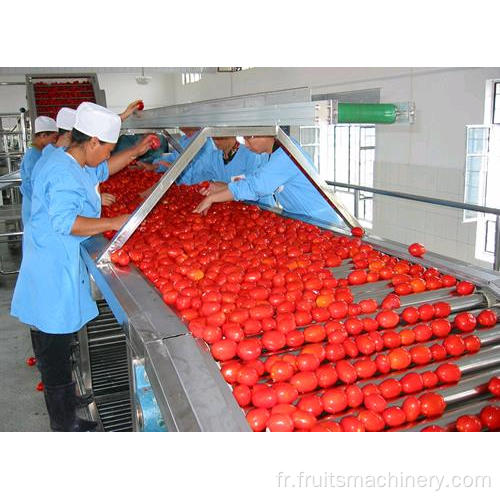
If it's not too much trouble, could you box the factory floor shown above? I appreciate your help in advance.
[0,239,50,431]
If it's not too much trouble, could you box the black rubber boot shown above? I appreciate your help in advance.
[75,391,94,409]
[44,382,97,432]
[30,329,43,374]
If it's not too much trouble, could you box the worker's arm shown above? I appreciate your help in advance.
[107,135,153,176]
[119,100,142,122]
[193,188,234,215]
[71,214,129,237]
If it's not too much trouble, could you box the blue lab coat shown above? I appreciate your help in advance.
[19,146,42,225]
[11,148,108,333]
[228,144,344,226]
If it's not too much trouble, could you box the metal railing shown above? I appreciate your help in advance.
[325,180,500,272]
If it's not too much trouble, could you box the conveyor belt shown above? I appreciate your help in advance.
[86,300,133,432]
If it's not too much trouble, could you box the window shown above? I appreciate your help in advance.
[181,73,202,85]
[463,125,490,221]
[298,123,376,225]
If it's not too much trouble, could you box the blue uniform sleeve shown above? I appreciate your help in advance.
[228,151,297,201]
[46,174,85,236]
[95,161,109,182]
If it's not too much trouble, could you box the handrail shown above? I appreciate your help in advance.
[325,180,500,272]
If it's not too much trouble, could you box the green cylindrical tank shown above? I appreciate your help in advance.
[338,103,397,124]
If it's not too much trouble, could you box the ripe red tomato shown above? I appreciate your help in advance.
[26,357,36,367]
[430,343,447,361]
[419,392,446,417]
[421,425,445,432]
[402,396,421,422]
[455,415,482,432]
[351,226,364,238]
[315,364,338,389]
[269,361,295,382]
[441,275,457,287]
[340,416,365,432]
[379,378,402,399]
[348,270,367,285]
[237,339,262,361]
[273,382,299,405]
[413,324,433,342]
[488,376,500,396]
[311,421,342,432]
[301,343,326,362]
[375,354,391,374]
[292,410,317,430]
[443,335,465,356]
[290,371,318,394]
[436,363,461,384]
[222,323,244,342]
[36,381,44,392]
[422,370,439,388]
[382,406,406,427]
[364,393,387,413]
[147,134,161,150]
[298,395,324,416]
[454,312,477,333]
[252,387,278,409]
[456,281,475,295]
[346,384,364,408]
[464,335,481,353]
[354,359,377,379]
[322,388,348,414]
[249,304,273,320]
[408,243,426,257]
[233,385,252,407]
[267,413,294,432]
[111,249,130,267]
[261,330,286,352]
[433,301,451,318]
[202,325,222,344]
[276,313,296,333]
[388,347,411,370]
[336,360,358,384]
[244,359,265,376]
[236,366,259,386]
[296,353,320,372]
[325,343,346,362]
[400,372,424,394]
[358,409,385,431]
[477,309,497,327]
[418,303,435,321]
[271,403,297,415]
[211,339,237,361]
[303,325,326,343]
[359,299,378,314]
[136,100,144,111]
[328,301,349,319]
[410,345,433,365]
[479,405,500,431]
[246,408,270,431]
[376,310,400,329]
[381,293,401,310]
[430,319,452,338]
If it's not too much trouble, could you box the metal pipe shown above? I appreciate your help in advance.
[326,180,500,217]
[495,215,500,272]
[162,129,184,154]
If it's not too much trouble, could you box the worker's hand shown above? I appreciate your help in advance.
[193,195,215,216]
[199,181,227,196]
[133,135,155,157]
[140,186,155,199]
[110,214,130,231]
[119,100,143,121]
[156,160,172,169]
[136,161,157,171]
[101,193,116,207]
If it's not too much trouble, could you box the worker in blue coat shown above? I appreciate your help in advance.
[193,135,344,226]
[19,116,58,226]
[11,102,152,432]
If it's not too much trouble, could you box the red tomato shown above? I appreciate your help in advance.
[402,396,421,422]
[322,388,348,414]
[422,371,439,388]
[233,385,252,407]
[344,318,364,336]
[379,378,402,399]
[26,357,36,367]
[455,415,482,432]
[464,335,481,353]
[303,325,326,343]
[375,354,391,374]
[433,301,451,318]
[436,363,461,383]
[136,100,144,111]
[488,376,500,396]
[286,330,305,348]
[237,339,262,360]
[249,304,274,320]
[222,323,244,342]
[148,134,161,150]
[363,318,379,332]
[336,360,358,384]
[351,226,364,238]
[267,413,294,432]
[358,409,385,431]
[340,416,365,432]
[301,343,326,362]
[430,343,448,361]
[408,242,426,257]
[419,392,446,417]
[346,384,364,408]
[202,325,222,344]
[270,361,295,382]
[348,270,367,285]
[359,299,378,314]
[421,425,445,432]
[364,393,387,413]
[441,275,457,287]
[316,364,338,388]
[456,281,475,295]
[418,304,435,321]
[220,361,241,384]
[413,324,433,342]
[261,330,286,352]
[376,310,400,329]
[244,359,265,376]
[401,372,424,394]
[354,359,377,379]
[443,335,465,356]
[298,395,324,416]
[454,312,477,332]
[246,408,270,431]
[290,371,318,394]
[252,387,277,409]
[382,407,406,427]
[271,403,297,415]
[388,347,411,370]
[328,301,349,319]
[430,318,452,338]
[477,309,497,327]
[410,345,432,365]
[211,339,237,361]
[36,381,44,392]
[273,383,299,405]
[479,405,500,431]
[325,343,346,362]
[236,366,259,386]
[111,249,130,267]
[292,410,317,430]
[276,313,296,333]
[311,421,342,432]
[296,353,320,372]
[381,294,401,310]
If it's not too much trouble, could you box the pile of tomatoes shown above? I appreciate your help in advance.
[101,175,499,432]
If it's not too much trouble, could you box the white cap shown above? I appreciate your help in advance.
[74,102,121,143]
[34,116,58,134]
[56,107,76,131]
